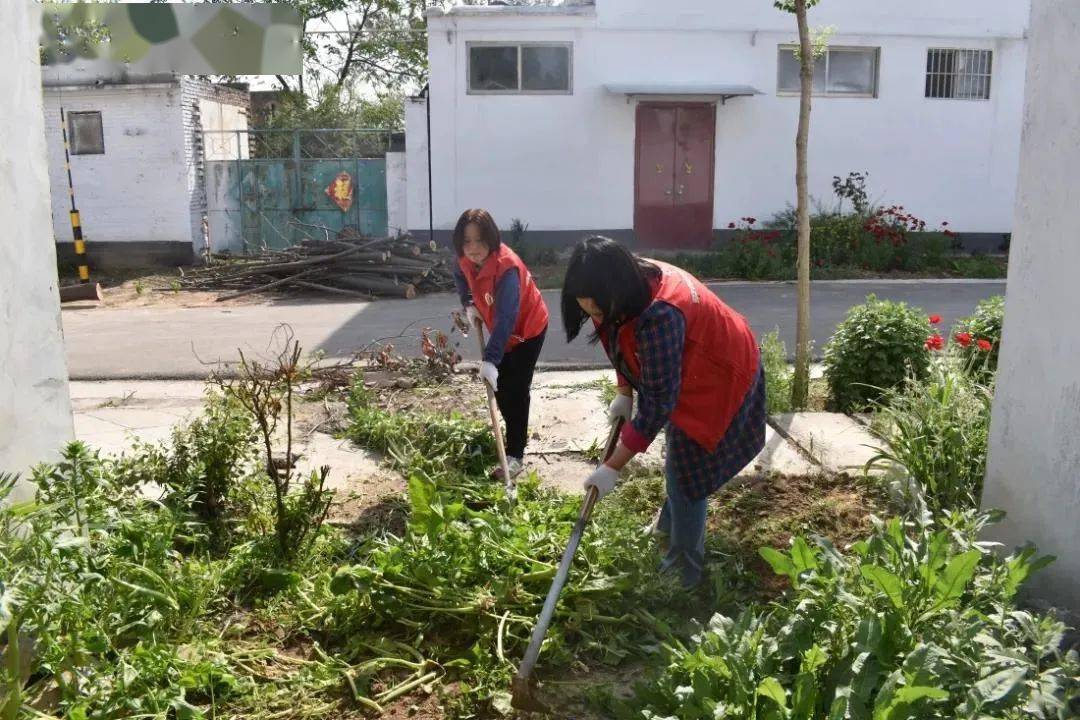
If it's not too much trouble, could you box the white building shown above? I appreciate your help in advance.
[41,69,250,267]
[406,0,1028,251]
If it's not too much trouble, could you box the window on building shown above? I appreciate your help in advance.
[777,46,879,97]
[925,48,992,100]
[68,111,104,155]
[468,43,572,94]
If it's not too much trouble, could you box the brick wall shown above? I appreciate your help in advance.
[181,78,250,260]
[42,83,192,253]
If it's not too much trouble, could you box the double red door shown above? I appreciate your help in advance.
[634,103,716,249]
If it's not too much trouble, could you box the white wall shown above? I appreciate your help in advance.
[414,4,1026,239]
[386,151,408,236]
[0,1,74,498]
[982,0,1080,612]
[42,85,192,246]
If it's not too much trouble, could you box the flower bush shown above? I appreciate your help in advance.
[824,295,932,412]
[954,295,1005,379]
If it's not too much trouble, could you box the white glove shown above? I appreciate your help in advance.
[480,361,499,389]
[608,393,632,424]
[465,305,483,328]
[583,464,619,500]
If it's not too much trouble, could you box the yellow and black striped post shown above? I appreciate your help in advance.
[60,106,89,283]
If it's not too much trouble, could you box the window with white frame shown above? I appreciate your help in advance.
[777,46,879,97]
[925,48,992,100]
[468,43,572,94]
[68,111,104,155]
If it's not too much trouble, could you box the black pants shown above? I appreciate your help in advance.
[495,328,546,459]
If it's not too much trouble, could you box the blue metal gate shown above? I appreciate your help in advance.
[203,129,390,254]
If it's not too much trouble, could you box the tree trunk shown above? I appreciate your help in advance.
[790,0,813,409]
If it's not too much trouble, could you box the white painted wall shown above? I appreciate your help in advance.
[982,0,1080,612]
[410,3,1026,240]
[42,85,192,246]
[0,1,74,499]
[385,151,408,236]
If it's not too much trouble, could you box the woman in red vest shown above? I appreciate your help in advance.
[453,209,549,480]
[562,236,766,588]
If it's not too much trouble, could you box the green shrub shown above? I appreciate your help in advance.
[116,392,263,549]
[955,295,1005,377]
[824,294,931,412]
[617,512,1079,720]
[869,358,994,514]
[761,328,793,414]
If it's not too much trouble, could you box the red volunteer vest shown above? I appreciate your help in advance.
[458,245,549,351]
[606,261,759,452]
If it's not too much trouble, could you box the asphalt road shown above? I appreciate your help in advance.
[62,279,1006,379]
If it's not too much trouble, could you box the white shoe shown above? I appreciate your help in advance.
[492,457,524,481]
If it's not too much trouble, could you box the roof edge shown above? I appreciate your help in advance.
[428,3,596,20]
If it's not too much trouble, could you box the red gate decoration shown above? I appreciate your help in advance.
[325,171,354,212]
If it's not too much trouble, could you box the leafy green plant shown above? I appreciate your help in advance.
[954,295,1005,378]
[824,295,932,412]
[617,512,1079,720]
[117,392,263,549]
[761,328,794,414]
[869,357,994,514]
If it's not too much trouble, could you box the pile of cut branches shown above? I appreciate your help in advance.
[182,229,455,301]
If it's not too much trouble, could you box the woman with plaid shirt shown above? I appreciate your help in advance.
[562,237,766,588]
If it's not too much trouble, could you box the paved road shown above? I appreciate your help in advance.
[62,280,1005,379]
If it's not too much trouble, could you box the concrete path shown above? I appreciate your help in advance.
[68,372,835,517]
[62,280,1004,379]
[772,412,884,476]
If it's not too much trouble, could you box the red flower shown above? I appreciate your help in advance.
[728,222,736,229]
[925,334,945,351]
[977,339,993,352]
[954,332,972,347]
[929,314,942,325]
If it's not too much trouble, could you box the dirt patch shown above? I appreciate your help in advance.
[708,473,887,596]
[378,691,446,720]
[59,267,275,309]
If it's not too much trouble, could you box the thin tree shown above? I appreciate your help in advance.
[776,0,821,408]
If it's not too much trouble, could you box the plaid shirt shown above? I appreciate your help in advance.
[610,301,767,501]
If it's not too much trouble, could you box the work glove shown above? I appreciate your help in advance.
[465,305,483,328]
[480,361,499,389]
[608,392,632,425]
[583,464,619,500]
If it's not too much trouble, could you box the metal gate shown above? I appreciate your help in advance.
[203,129,390,254]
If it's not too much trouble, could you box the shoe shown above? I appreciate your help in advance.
[492,456,524,481]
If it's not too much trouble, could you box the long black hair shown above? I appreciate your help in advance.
[561,236,660,343]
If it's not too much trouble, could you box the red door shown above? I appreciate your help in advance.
[634,103,716,249]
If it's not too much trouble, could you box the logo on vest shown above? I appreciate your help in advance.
[484,292,494,307]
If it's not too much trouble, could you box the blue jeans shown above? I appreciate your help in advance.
[656,450,709,588]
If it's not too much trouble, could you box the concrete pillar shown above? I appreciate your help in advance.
[0,0,74,499]
[982,0,1080,612]
[385,151,407,237]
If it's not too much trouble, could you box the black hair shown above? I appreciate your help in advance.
[452,208,501,257]
[561,236,659,343]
